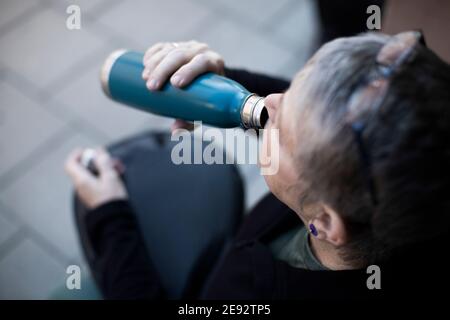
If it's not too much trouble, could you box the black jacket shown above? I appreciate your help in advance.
[87,193,380,300]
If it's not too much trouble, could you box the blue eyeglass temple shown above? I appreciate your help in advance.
[350,31,426,207]
[351,121,379,206]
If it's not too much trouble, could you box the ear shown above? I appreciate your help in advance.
[310,203,349,247]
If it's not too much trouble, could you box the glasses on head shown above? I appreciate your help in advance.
[346,31,427,207]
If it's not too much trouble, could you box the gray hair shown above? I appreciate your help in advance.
[292,32,450,264]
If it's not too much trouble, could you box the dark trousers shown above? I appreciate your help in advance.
[74,131,245,299]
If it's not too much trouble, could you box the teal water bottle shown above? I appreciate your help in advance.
[100,50,268,129]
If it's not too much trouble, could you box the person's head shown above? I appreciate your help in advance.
[261,31,450,267]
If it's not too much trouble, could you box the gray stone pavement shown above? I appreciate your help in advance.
[0,0,319,299]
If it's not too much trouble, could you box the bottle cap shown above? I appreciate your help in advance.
[241,94,268,129]
[100,49,128,98]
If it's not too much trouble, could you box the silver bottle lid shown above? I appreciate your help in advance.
[240,94,268,129]
[100,49,128,98]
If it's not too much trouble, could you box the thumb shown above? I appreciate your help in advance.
[93,148,116,178]
[65,148,96,187]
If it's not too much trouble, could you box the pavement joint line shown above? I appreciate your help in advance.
[47,0,142,50]
[0,0,52,39]
[0,1,134,105]
[43,46,110,96]
[48,97,112,142]
[190,0,302,54]
[47,0,130,43]
[46,0,122,21]
[0,226,28,263]
[87,0,123,19]
[259,0,303,33]
[188,0,318,78]
[2,68,110,143]
[0,125,74,192]
[0,200,76,267]
[24,221,79,267]
[2,67,51,102]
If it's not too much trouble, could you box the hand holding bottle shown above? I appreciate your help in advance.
[141,41,225,131]
[102,47,266,129]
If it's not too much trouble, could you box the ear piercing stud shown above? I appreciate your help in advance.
[309,223,318,237]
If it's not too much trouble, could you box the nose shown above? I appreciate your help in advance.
[264,93,283,120]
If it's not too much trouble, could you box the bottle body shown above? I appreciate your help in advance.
[101,50,267,129]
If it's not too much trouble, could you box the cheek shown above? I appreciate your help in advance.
[263,160,294,207]
[263,169,280,199]
[262,147,289,196]
[259,127,270,168]
[260,128,280,192]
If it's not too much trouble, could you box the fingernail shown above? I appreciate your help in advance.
[171,75,183,87]
[147,78,159,90]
